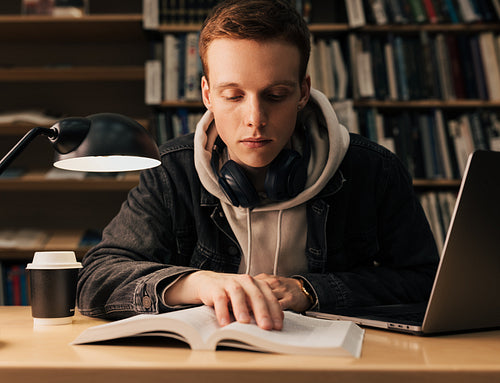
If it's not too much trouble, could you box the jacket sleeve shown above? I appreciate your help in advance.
[76,165,198,320]
[302,150,440,313]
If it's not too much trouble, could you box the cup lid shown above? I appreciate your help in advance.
[26,251,82,270]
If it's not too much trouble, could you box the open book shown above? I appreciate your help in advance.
[72,305,364,357]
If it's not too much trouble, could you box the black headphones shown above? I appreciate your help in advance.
[211,128,310,208]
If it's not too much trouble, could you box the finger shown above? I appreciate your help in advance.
[225,278,252,324]
[229,275,275,330]
[212,290,232,327]
[255,279,284,330]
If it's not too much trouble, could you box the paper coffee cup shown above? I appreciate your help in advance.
[26,251,82,326]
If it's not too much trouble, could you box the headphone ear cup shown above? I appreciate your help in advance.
[265,149,307,201]
[219,160,260,208]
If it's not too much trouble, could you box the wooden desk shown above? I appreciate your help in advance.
[1,306,500,383]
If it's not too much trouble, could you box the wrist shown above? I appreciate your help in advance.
[294,277,315,311]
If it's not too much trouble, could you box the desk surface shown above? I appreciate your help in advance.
[1,306,500,383]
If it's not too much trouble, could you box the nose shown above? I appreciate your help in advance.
[245,96,267,129]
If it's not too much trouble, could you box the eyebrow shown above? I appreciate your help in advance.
[214,80,298,91]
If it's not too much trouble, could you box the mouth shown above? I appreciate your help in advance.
[240,138,272,148]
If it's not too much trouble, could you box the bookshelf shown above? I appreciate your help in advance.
[143,0,500,255]
[0,0,148,303]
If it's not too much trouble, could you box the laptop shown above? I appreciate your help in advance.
[307,150,500,335]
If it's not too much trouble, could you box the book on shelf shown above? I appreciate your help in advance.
[478,32,500,101]
[0,110,59,126]
[145,60,163,105]
[72,305,364,357]
[345,0,366,27]
[143,0,160,29]
[21,0,88,16]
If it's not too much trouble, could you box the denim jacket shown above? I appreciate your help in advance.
[77,133,439,319]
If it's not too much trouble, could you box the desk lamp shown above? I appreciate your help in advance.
[0,113,161,175]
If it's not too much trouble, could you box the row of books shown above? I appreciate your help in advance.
[144,0,222,28]
[149,102,499,181]
[145,32,202,104]
[153,108,204,144]
[346,0,500,27]
[333,31,500,102]
[418,191,457,254]
[146,30,500,105]
[0,262,29,306]
[349,107,500,180]
[143,0,500,27]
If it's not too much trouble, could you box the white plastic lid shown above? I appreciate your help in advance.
[26,251,82,270]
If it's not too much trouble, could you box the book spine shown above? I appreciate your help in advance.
[345,0,367,27]
[184,32,202,101]
[492,0,500,18]
[422,0,439,22]
[456,0,481,21]
[164,34,180,101]
[330,40,348,101]
[367,0,389,24]
[407,0,429,22]
[384,37,399,100]
[469,35,489,100]
[143,0,160,29]
[393,36,410,101]
[145,60,163,105]
[443,0,461,22]
[478,32,500,101]
[446,35,466,99]
[386,0,409,23]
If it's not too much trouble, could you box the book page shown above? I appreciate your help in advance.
[72,306,221,349]
[209,311,364,357]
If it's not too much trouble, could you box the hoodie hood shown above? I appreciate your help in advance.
[194,89,350,276]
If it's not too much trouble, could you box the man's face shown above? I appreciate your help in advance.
[202,38,310,171]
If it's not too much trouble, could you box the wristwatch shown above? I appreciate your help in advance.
[295,277,316,310]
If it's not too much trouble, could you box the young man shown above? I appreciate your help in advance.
[77,0,439,331]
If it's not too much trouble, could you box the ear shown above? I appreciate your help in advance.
[298,75,311,110]
[201,76,212,111]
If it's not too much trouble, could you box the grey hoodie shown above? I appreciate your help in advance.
[194,89,350,277]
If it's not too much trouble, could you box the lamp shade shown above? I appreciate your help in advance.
[52,113,161,172]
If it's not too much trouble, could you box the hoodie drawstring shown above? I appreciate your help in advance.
[272,210,283,275]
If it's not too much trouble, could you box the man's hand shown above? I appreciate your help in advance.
[163,271,284,330]
[254,273,311,313]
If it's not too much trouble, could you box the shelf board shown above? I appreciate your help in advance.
[150,22,500,34]
[353,99,500,108]
[157,100,205,108]
[413,179,461,188]
[0,173,139,191]
[0,119,149,136]
[154,99,500,109]
[0,14,145,42]
[0,66,144,82]
[0,248,89,261]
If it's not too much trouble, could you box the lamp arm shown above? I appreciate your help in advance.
[0,126,57,175]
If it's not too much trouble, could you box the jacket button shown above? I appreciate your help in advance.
[142,296,152,309]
